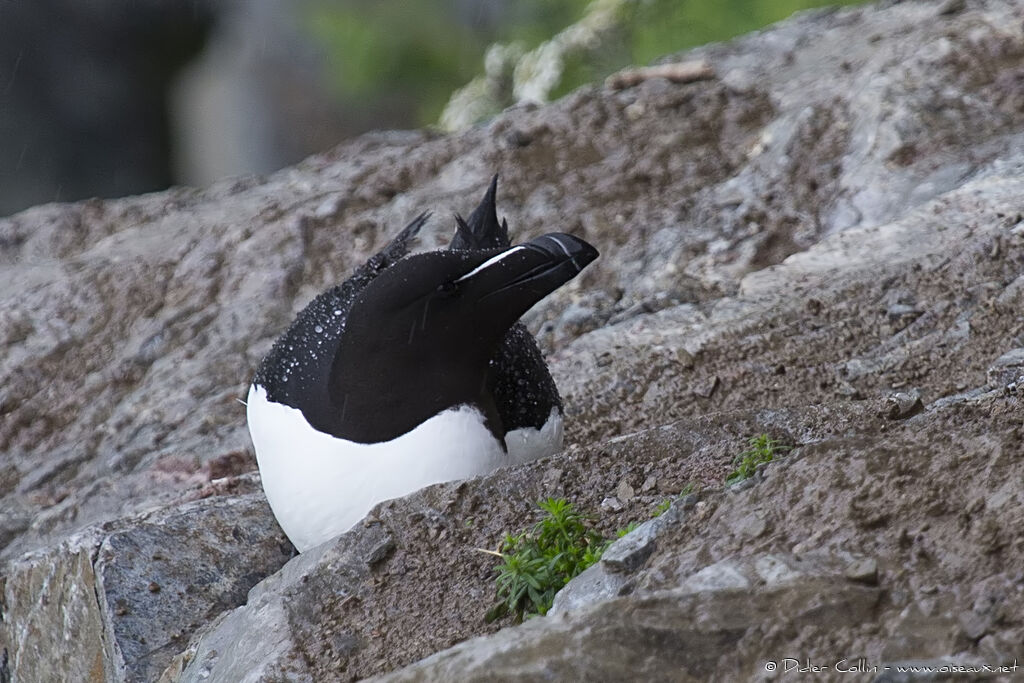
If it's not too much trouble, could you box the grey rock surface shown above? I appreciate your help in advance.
[373,554,883,682]
[3,0,1024,681]
[2,493,292,683]
[168,522,395,682]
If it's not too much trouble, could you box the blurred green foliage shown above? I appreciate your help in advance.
[550,0,866,100]
[305,4,482,124]
[305,0,866,126]
[631,0,864,65]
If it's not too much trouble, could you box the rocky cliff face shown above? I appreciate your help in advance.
[3,0,1024,680]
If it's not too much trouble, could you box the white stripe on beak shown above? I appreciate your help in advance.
[539,234,574,258]
[455,246,526,282]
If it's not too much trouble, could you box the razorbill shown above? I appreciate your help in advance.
[248,183,598,551]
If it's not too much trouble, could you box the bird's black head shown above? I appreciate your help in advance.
[321,233,598,443]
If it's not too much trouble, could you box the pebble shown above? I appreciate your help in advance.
[600,496,623,512]
[958,610,991,641]
[845,557,878,585]
[692,375,720,399]
[882,389,922,419]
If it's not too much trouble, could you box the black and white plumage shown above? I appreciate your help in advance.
[247,177,598,551]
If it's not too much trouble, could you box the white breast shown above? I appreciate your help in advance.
[246,384,562,552]
[505,408,563,465]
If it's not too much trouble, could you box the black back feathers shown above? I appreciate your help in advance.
[252,212,429,411]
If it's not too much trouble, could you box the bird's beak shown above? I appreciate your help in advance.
[459,233,599,320]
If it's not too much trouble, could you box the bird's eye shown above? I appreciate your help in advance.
[437,280,459,296]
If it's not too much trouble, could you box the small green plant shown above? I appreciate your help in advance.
[649,482,697,518]
[726,435,791,485]
[616,521,640,538]
[484,487,708,621]
[486,498,610,622]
